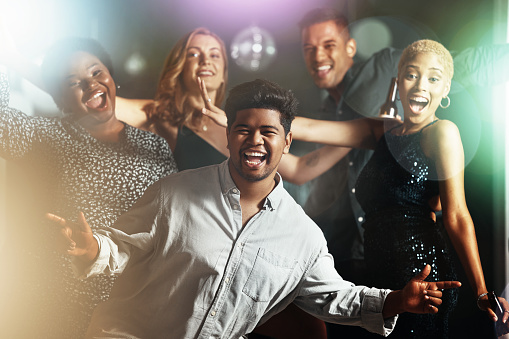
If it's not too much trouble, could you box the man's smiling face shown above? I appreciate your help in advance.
[227,108,291,183]
[301,20,356,91]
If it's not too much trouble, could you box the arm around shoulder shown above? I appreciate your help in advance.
[291,116,382,149]
[115,96,152,129]
[278,146,351,185]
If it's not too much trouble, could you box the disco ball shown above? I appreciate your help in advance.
[230,26,277,72]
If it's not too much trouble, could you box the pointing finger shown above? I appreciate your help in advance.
[433,280,462,290]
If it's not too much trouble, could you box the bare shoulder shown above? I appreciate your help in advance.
[432,119,458,132]
[422,119,462,158]
[423,119,459,141]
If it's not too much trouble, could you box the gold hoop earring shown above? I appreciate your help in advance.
[440,96,450,109]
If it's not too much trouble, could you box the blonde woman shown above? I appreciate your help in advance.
[2,27,349,338]
[289,39,509,338]
[116,27,349,184]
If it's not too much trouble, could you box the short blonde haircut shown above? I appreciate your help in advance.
[398,39,454,81]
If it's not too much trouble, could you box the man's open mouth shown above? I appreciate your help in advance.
[244,151,267,166]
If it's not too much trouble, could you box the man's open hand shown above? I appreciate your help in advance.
[46,212,98,263]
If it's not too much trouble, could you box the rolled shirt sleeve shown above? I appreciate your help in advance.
[294,244,397,336]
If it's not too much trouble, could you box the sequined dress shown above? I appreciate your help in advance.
[355,120,457,338]
[0,72,178,338]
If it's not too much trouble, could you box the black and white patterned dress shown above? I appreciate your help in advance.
[0,72,178,338]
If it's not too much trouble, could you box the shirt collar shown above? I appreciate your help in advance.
[219,159,284,212]
[264,172,284,211]
[219,159,237,194]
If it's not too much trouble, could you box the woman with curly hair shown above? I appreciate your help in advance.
[116,27,346,339]
[116,27,229,170]
[117,27,349,183]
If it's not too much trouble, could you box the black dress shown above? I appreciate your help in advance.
[355,120,458,338]
[173,125,227,171]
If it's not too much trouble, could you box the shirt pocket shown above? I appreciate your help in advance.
[242,247,297,302]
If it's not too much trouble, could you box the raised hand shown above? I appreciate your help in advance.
[46,212,99,263]
[198,76,227,128]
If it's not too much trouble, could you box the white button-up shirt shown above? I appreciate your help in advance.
[77,160,397,338]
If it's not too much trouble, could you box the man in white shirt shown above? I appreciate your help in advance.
[48,79,460,339]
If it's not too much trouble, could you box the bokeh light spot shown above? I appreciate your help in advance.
[351,18,393,59]
[230,25,277,72]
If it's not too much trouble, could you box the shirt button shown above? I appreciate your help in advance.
[232,188,239,194]
[232,204,239,210]
[351,188,355,193]
[225,277,230,283]
[358,217,364,222]
[210,310,216,316]
[349,161,353,166]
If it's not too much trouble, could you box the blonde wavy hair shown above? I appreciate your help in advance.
[143,28,228,128]
[398,39,454,81]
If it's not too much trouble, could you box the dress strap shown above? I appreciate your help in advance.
[386,119,439,135]
[387,124,400,133]
[419,119,439,133]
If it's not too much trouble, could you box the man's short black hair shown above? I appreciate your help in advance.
[41,37,114,104]
[224,79,297,135]
[298,7,350,38]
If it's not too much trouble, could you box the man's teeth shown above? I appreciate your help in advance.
[245,152,265,157]
[246,159,260,165]
[317,65,331,71]
[244,151,266,165]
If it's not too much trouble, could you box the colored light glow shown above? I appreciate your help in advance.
[0,0,60,57]
[351,18,393,59]
[165,0,337,38]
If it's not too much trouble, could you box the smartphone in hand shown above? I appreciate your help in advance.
[488,291,508,336]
